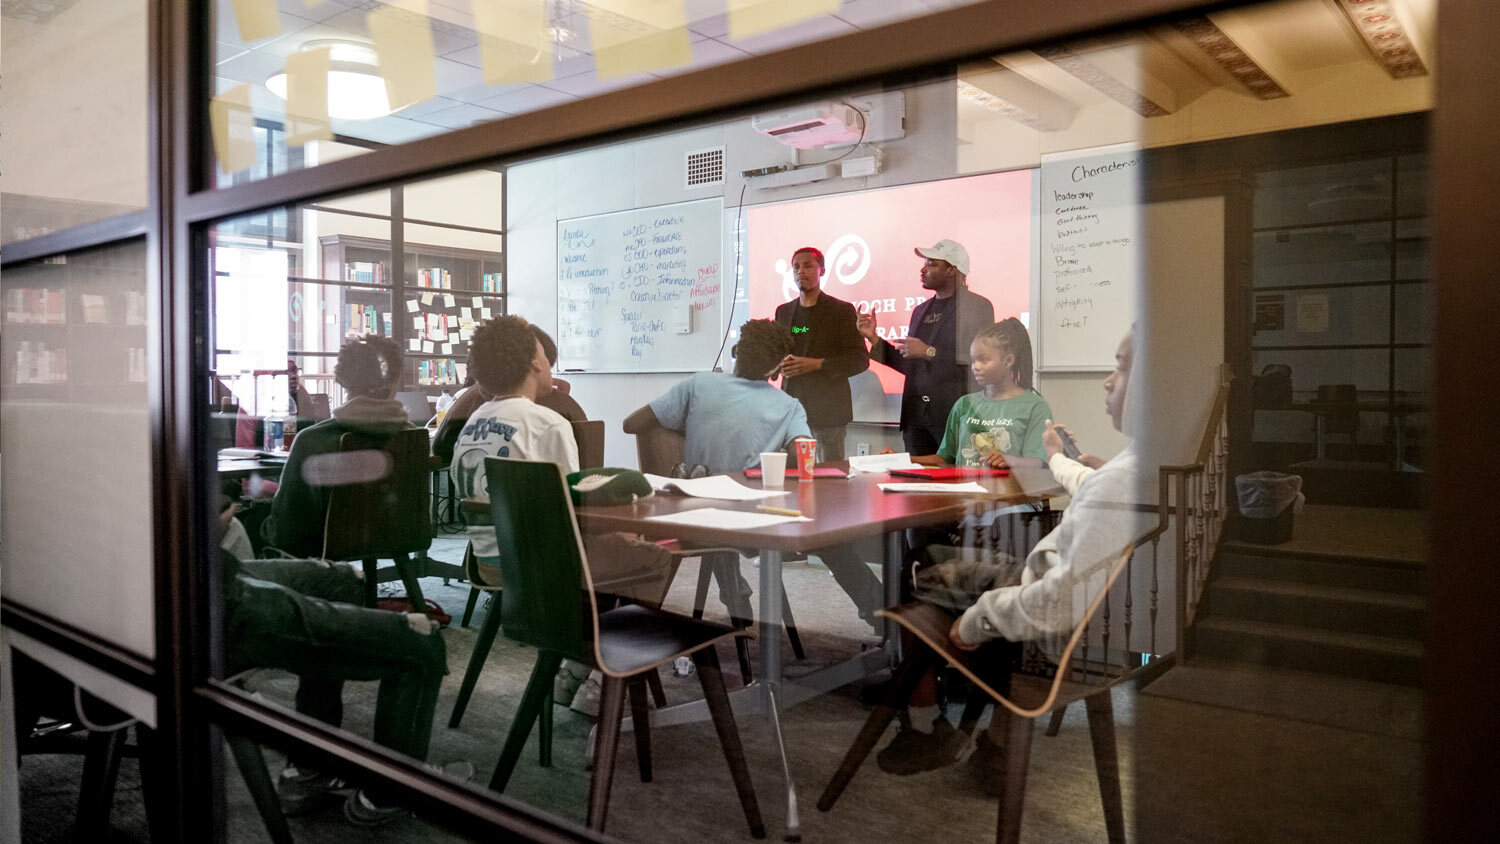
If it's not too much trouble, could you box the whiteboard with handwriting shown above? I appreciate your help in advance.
[1037,146,1141,370]
[556,198,725,372]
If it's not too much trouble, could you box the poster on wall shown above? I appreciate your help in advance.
[745,169,1036,422]
[1037,144,1142,371]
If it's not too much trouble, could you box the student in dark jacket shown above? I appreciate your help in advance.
[260,335,412,557]
[773,246,870,461]
[858,239,995,456]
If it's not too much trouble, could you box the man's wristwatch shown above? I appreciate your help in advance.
[925,345,936,359]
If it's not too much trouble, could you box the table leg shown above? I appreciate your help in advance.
[1315,414,1327,462]
[757,549,801,842]
[884,532,904,665]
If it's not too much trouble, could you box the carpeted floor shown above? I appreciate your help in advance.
[18,535,1427,843]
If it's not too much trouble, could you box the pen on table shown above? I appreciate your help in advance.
[756,504,803,517]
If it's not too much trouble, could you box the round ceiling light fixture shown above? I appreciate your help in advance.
[266,40,393,121]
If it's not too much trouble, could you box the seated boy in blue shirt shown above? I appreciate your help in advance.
[625,319,883,630]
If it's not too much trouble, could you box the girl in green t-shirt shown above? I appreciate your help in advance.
[915,318,1051,469]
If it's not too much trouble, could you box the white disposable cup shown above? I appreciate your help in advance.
[759,452,787,488]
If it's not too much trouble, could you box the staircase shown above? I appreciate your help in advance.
[1190,542,1425,686]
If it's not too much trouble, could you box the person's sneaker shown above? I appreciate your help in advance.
[570,674,602,718]
[276,765,347,816]
[965,730,1006,796]
[343,789,407,827]
[875,717,968,776]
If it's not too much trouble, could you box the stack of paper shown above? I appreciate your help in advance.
[878,482,989,494]
[645,508,810,529]
[642,473,789,501]
[848,452,922,472]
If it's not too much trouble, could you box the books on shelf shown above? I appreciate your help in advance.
[345,303,391,338]
[344,260,384,285]
[416,267,452,289]
[12,340,68,384]
[4,287,66,325]
[417,358,459,386]
[482,272,502,293]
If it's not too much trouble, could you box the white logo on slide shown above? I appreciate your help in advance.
[775,233,872,301]
[827,234,871,287]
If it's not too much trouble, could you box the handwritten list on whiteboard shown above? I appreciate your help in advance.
[556,198,725,371]
[1037,147,1141,370]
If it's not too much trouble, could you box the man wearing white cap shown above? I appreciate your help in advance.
[857,239,995,456]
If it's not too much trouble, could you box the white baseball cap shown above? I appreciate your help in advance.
[913,239,970,276]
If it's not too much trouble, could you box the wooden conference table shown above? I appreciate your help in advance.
[575,463,1064,840]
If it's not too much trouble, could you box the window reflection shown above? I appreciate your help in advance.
[205,2,1433,840]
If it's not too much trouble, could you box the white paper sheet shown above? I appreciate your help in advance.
[642,473,789,501]
[848,452,922,472]
[645,507,809,529]
[878,482,989,494]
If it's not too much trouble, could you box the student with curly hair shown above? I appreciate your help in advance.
[261,334,411,556]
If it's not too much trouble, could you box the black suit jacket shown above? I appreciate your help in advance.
[869,285,995,435]
[773,292,870,428]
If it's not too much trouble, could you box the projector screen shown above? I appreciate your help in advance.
[745,168,1037,423]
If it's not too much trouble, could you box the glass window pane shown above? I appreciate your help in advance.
[206,0,991,184]
[1,241,154,656]
[203,2,1438,840]
[1,0,148,242]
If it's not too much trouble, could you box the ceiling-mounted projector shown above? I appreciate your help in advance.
[751,102,865,149]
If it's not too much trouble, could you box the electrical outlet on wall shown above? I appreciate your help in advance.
[856,442,870,456]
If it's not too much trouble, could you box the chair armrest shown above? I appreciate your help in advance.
[460,497,489,516]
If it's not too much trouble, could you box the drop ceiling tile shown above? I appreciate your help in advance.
[410,102,507,130]
[434,55,485,93]
[275,0,352,25]
[541,72,657,98]
[214,48,289,85]
[392,95,464,120]
[320,6,476,56]
[473,85,579,115]
[689,13,731,40]
[727,14,857,54]
[342,114,447,145]
[237,20,349,59]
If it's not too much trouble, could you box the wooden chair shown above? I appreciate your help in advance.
[818,533,1162,844]
[481,457,765,838]
[322,428,435,608]
[629,417,807,676]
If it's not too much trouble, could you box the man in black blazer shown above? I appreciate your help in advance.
[858,239,995,456]
[773,246,871,461]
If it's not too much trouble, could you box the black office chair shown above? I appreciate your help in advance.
[322,428,435,608]
[480,457,765,837]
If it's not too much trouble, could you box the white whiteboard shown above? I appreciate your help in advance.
[1037,145,1141,370]
[556,198,725,372]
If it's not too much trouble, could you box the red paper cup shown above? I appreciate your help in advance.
[795,437,817,479]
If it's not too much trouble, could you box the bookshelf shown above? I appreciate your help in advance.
[319,235,504,390]
[2,249,149,401]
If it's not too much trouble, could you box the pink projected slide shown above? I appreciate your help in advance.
[746,169,1034,398]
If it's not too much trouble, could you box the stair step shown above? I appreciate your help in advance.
[1191,616,1422,686]
[1206,576,1425,639]
[1217,549,1424,594]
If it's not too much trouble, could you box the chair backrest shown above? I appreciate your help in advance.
[321,428,434,561]
[887,531,1158,720]
[631,415,686,475]
[572,419,606,469]
[1316,383,1360,434]
[485,457,595,663]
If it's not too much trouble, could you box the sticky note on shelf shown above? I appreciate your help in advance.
[210,84,257,175]
[456,363,468,380]
[421,293,433,305]
[412,316,423,328]
[405,299,419,312]
[440,343,452,354]
[423,341,435,353]
[473,0,552,84]
[368,0,436,112]
[461,307,472,319]
[480,308,493,318]
[230,0,281,42]
[444,294,455,307]
[448,332,460,344]
[727,0,839,40]
[472,297,483,308]
[408,339,421,351]
[589,0,692,78]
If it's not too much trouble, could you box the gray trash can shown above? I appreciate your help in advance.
[1235,472,1304,544]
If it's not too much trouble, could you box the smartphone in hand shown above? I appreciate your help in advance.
[1058,428,1083,461]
